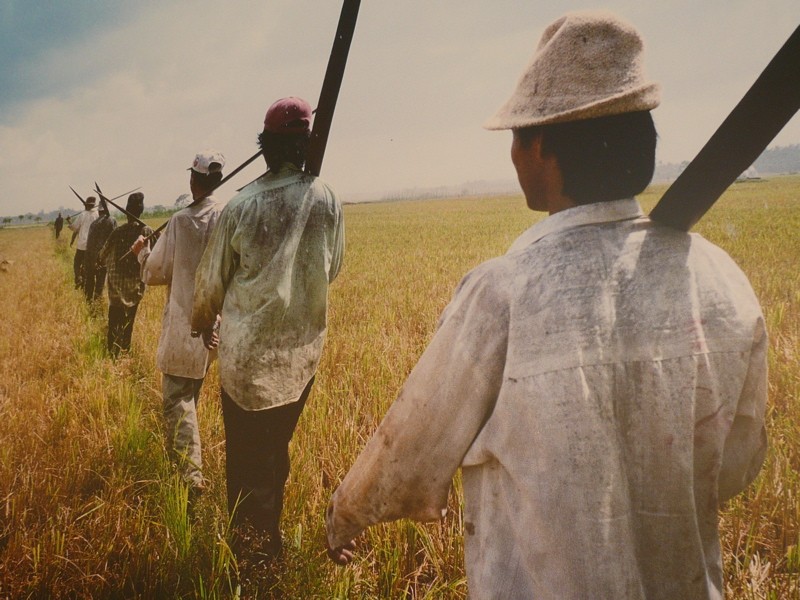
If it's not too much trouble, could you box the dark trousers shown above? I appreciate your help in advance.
[83,264,106,301]
[73,249,85,289]
[221,378,313,538]
[107,303,140,357]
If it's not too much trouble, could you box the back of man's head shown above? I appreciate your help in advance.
[258,96,313,172]
[518,111,657,204]
[126,192,145,219]
[485,10,660,204]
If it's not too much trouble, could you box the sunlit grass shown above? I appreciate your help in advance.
[0,175,798,597]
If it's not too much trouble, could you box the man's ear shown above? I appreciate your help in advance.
[530,132,549,160]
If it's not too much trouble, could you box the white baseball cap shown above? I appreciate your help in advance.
[189,150,226,175]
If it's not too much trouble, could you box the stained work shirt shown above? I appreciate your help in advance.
[68,208,99,250]
[192,164,344,411]
[139,196,221,379]
[327,198,767,600]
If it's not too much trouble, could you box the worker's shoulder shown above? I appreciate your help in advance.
[172,196,221,220]
[229,172,338,209]
[455,254,515,299]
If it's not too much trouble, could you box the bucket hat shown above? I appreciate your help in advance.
[485,11,660,130]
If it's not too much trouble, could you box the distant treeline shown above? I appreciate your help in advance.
[1,205,178,226]
[655,144,800,182]
[753,143,800,174]
[4,144,800,220]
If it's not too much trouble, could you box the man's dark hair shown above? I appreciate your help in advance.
[517,111,657,205]
[190,166,224,193]
[257,130,310,173]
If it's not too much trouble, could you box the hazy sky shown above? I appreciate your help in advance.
[1,1,798,216]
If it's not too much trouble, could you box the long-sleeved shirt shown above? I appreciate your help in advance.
[85,214,117,267]
[139,196,221,379]
[68,208,99,250]
[99,221,154,307]
[326,198,767,600]
[192,163,344,411]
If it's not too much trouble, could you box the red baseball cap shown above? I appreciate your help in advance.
[263,97,313,134]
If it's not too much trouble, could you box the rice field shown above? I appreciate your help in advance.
[0,175,798,598]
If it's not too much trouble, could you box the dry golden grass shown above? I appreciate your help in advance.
[0,176,797,598]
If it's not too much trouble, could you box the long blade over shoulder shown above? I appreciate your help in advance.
[69,185,87,207]
[305,0,361,177]
[650,25,800,231]
[94,182,147,227]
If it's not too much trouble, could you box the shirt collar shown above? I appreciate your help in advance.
[266,162,302,179]
[254,163,305,191]
[507,198,645,254]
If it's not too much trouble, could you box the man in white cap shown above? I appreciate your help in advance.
[325,11,767,599]
[132,150,225,500]
[67,196,99,289]
[192,97,344,560]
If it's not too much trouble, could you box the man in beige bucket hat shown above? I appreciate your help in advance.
[326,11,767,599]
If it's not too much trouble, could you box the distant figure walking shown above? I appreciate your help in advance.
[67,197,99,289]
[54,213,64,239]
[84,200,116,302]
[98,192,153,357]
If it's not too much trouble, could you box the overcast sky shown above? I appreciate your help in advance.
[1,1,798,217]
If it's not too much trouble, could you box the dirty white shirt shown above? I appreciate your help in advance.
[326,198,767,600]
[68,208,99,250]
[192,164,344,411]
[139,196,222,379]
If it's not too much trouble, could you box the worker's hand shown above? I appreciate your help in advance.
[130,235,147,256]
[201,326,219,351]
[326,539,356,566]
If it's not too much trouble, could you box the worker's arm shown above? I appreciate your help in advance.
[192,206,237,333]
[718,317,768,502]
[326,261,510,560]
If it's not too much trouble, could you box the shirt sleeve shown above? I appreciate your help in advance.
[329,200,345,284]
[718,316,769,502]
[191,206,237,332]
[98,229,115,266]
[140,218,176,286]
[326,261,510,549]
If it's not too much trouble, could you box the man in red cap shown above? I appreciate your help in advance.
[192,97,345,560]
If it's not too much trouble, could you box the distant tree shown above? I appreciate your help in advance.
[35,216,42,222]
[2,218,11,224]
[17,215,23,221]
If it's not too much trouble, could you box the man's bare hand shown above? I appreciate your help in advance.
[201,326,219,350]
[130,235,147,256]
[326,539,356,566]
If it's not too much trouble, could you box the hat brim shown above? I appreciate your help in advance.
[483,82,660,130]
